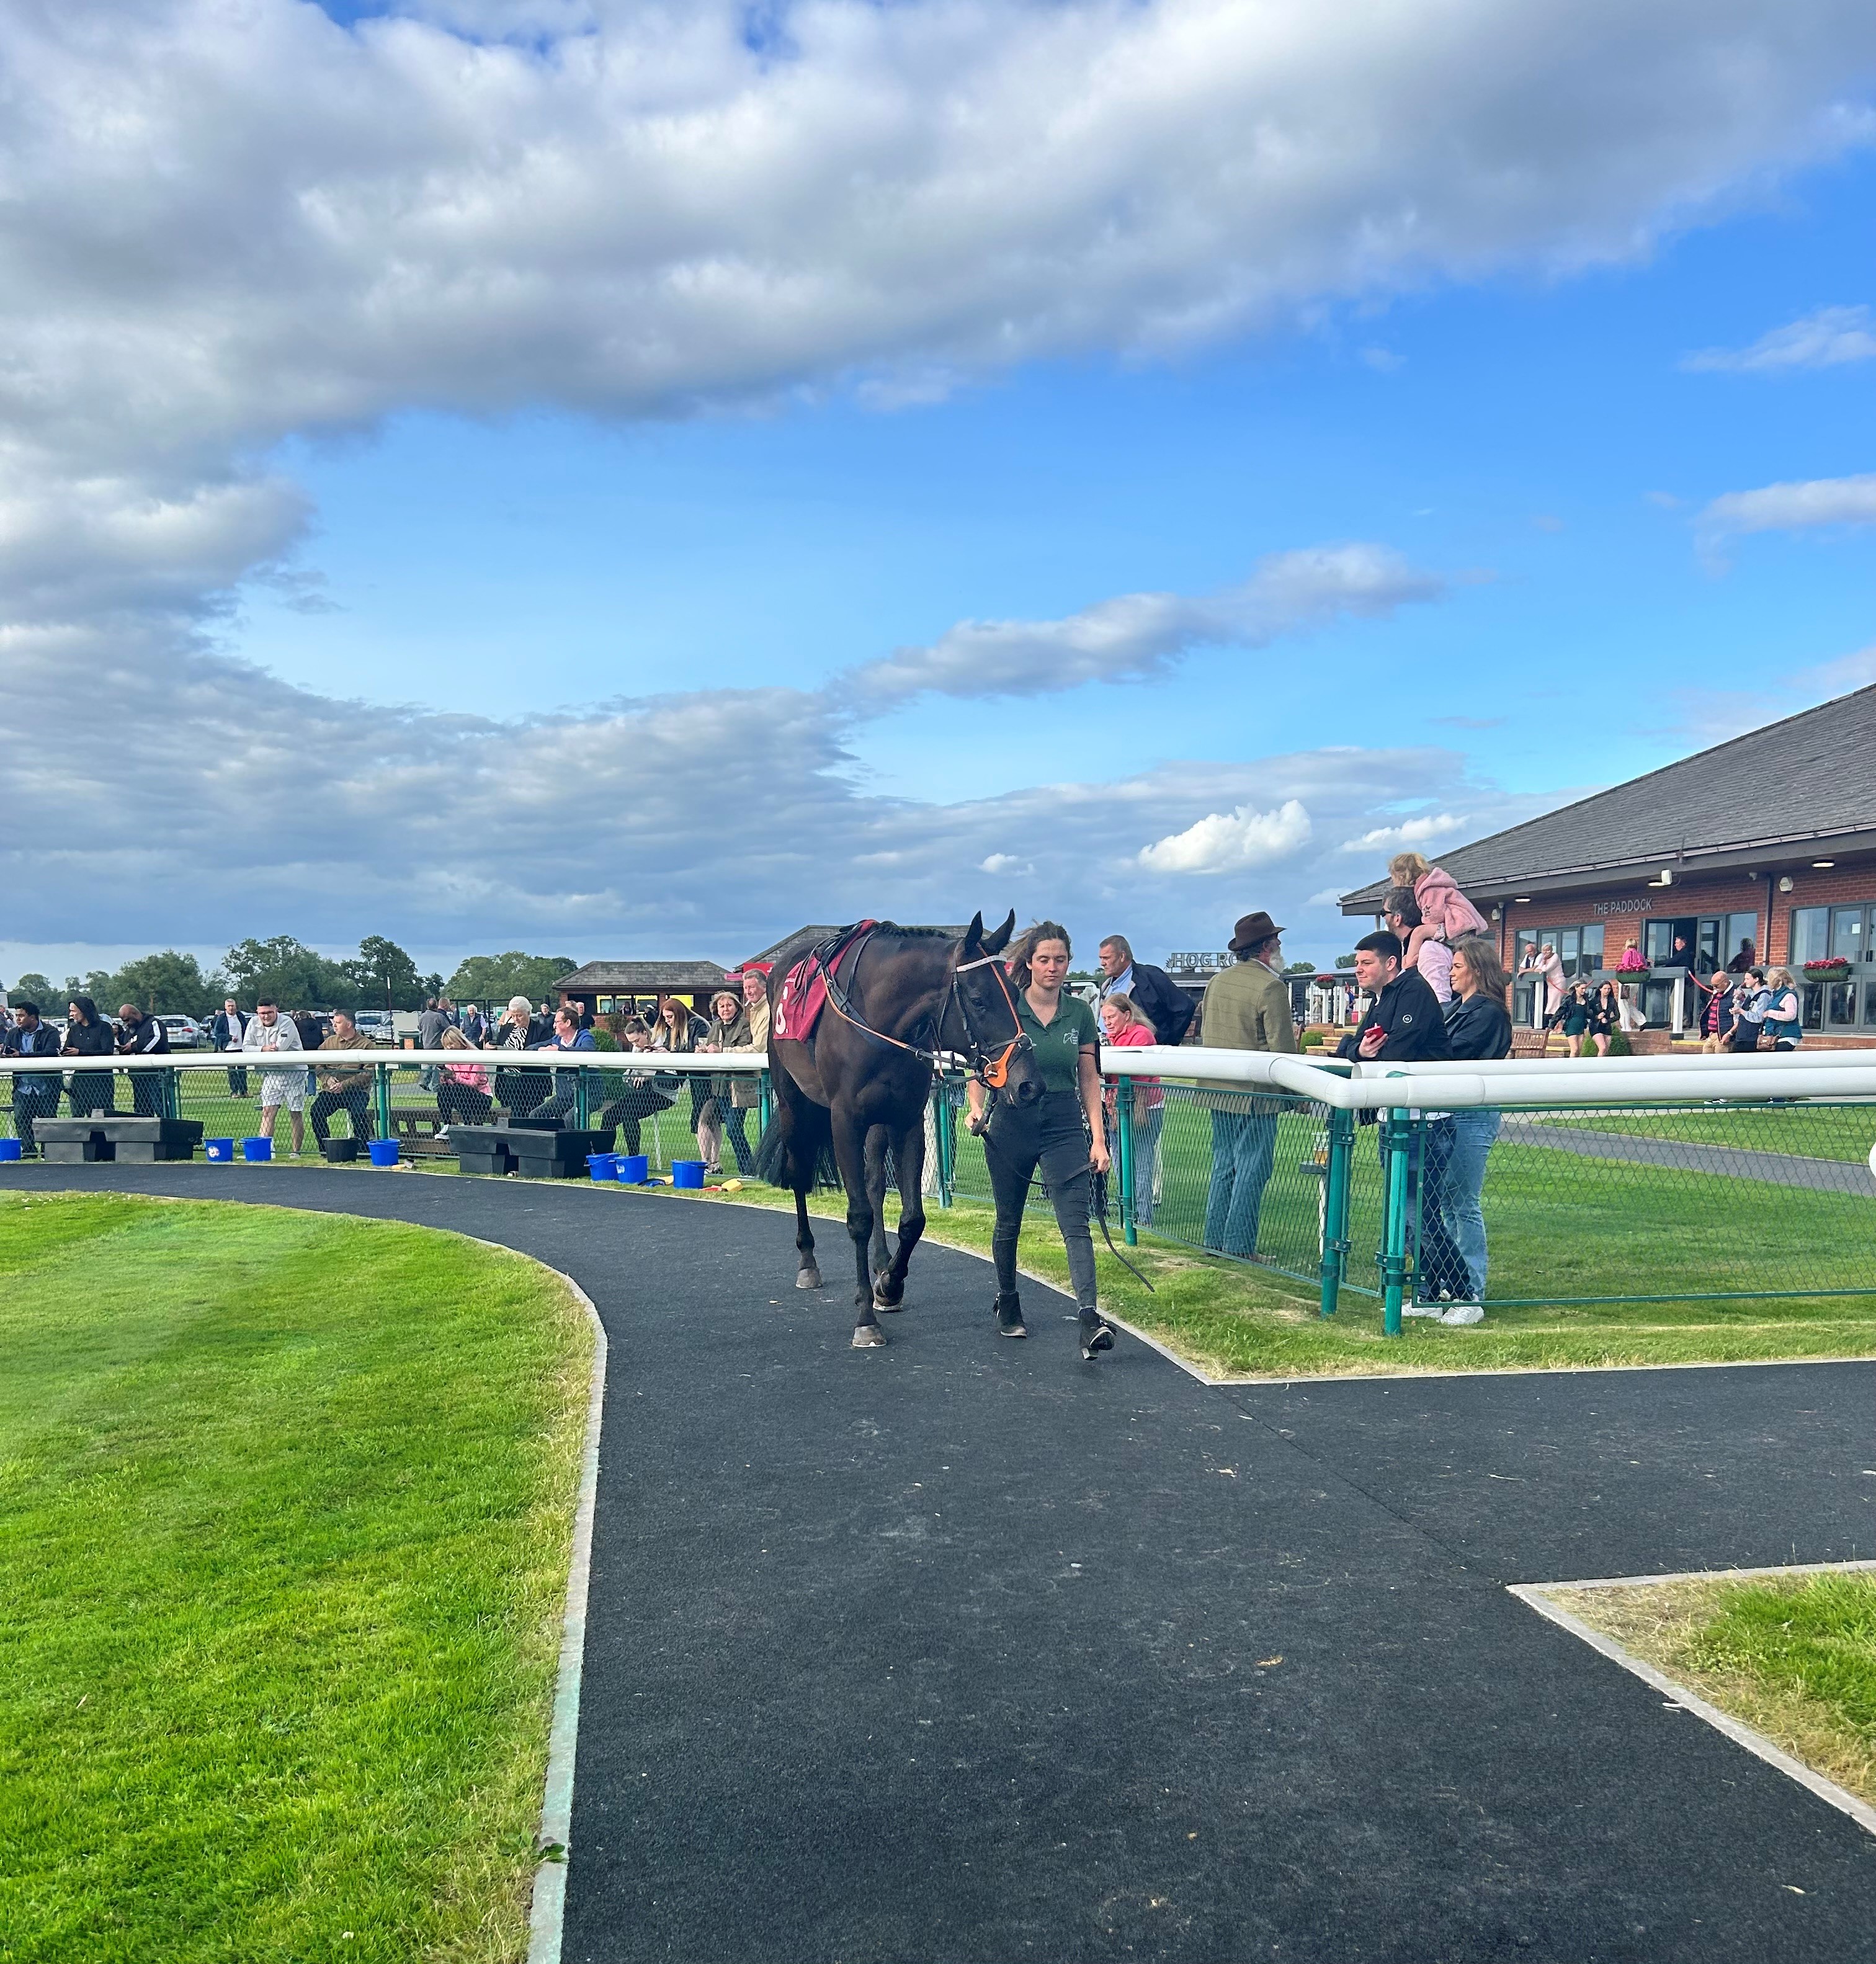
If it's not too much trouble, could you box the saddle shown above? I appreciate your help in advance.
[770,921,877,1042]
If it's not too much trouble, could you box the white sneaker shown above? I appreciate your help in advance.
[1439,1303,1484,1326]
[1401,1301,1442,1318]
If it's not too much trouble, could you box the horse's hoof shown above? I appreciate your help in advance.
[797,1268,823,1290]
[851,1324,887,1348]
[873,1281,904,1311]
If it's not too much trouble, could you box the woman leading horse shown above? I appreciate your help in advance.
[760,912,1047,1349]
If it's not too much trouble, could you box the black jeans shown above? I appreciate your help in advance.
[310,1086,374,1144]
[13,1079,60,1153]
[984,1090,1098,1314]
[438,1082,493,1129]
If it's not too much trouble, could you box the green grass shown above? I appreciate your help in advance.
[676,1179,1876,1378]
[1548,1573,1876,1810]
[0,1192,592,1964]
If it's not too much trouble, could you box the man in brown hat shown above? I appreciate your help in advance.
[1195,911,1298,1259]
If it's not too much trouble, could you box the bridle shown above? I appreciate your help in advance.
[816,929,1032,1089]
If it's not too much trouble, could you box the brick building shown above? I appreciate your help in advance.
[1340,683,1876,1043]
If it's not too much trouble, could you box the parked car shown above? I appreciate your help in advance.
[158,1015,205,1049]
[354,1011,394,1043]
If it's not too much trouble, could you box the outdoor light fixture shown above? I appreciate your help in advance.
[1779,875,1795,891]
[1514,896,1531,904]
[1813,860,1835,868]
[1659,868,1673,885]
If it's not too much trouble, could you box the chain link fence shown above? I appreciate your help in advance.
[9,1052,1876,1329]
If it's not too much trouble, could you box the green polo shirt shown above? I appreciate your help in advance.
[1017,991,1099,1096]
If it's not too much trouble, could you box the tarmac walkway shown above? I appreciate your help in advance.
[14,1163,1876,1962]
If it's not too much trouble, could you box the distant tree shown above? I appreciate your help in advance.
[447,952,576,1007]
[100,950,225,1017]
[347,935,426,1012]
[223,936,359,1011]
[12,971,54,1003]
[1334,953,1357,969]
[1284,960,1316,975]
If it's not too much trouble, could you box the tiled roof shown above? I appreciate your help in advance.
[1340,683,1876,913]
[555,961,728,991]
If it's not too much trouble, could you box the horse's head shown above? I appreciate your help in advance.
[954,911,1043,1105]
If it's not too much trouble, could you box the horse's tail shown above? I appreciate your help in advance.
[754,1092,840,1191]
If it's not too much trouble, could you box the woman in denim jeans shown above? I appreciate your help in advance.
[1426,935,1512,1324]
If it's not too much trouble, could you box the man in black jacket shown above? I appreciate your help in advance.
[6,1002,62,1153]
[115,1003,171,1115]
[1096,935,1194,1047]
[1335,931,1457,1311]
[1336,932,1452,1064]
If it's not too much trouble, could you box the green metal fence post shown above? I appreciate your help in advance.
[1116,1074,1137,1244]
[373,1061,391,1140]
[759,1068,771,1132]
[933,1078,955,1208]
[1377,1107,1412,1336]
[576,1065,591,1130]
[1318,1105,1354,1317]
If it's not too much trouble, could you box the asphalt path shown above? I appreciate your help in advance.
[12,1163,1876,1962]
[1497,1117,1876,1195]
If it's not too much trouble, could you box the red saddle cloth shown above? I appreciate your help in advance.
[771,921,877,1042]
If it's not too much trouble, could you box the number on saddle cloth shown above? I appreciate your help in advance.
[771,921,877,1042]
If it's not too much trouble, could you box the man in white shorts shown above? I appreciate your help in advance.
[243,997,306,1154]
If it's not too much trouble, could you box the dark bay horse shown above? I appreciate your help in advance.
[757,913,1045,1347]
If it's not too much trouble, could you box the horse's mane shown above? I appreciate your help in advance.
[873,922,957,942]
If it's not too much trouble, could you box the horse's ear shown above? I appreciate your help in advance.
[960,910,985,955]
[980,910,1016,957]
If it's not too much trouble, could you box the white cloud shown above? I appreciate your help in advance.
[1684,303,1876,372]
[842,545,1447,705]
[2,0,1874,631]
[1137,799,1314,876]
[979,853,1031,875]
[1337,812,1473,852]
[1697,472,1876,551]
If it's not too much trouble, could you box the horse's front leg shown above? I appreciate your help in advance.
[829,1109,883,1347]
[873,1115,926,1310]
[864,1125,899,1310]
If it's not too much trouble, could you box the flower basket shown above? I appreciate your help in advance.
[1802,960,1851,979]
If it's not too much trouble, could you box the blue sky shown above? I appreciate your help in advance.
[4,0,1875,986]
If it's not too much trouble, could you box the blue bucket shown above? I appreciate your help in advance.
[672,1158,705,1189]
[205,1138,235,1163]
[241,1137,272,1163]
[615,1153,649,1184]
[586,1152,618,1182]
[0,1138,21,1162]
[368,1139,400,1169]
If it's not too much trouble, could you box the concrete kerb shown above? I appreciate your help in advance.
[1511,1563,1876,1842]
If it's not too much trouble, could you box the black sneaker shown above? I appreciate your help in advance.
[994,1290,1027,1339]
[1079,1313,1115,1360]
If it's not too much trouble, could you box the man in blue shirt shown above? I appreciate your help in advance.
[528,1004,598,1127]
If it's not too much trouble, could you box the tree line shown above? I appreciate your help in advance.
[4,941,574,1019]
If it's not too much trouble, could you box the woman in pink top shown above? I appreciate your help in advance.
[437,1026,494,1129]
[1100,994,1164,1228]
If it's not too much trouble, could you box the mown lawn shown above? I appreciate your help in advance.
[680,1181,1876,1378]
[1546,1572,1876,1810]
[0,1192,592,1964]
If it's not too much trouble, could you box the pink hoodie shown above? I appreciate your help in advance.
[1415,866,1488,941]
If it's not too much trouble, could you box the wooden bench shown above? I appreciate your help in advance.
[386,1105,452,1157]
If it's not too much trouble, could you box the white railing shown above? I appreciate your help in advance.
[1090,1043,1876,1111]
[0,1049,768,1074]
[5,1045,1875,1112]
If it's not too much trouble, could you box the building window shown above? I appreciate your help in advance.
[1794,899,1876,1031]
[1643,911,1758,973]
